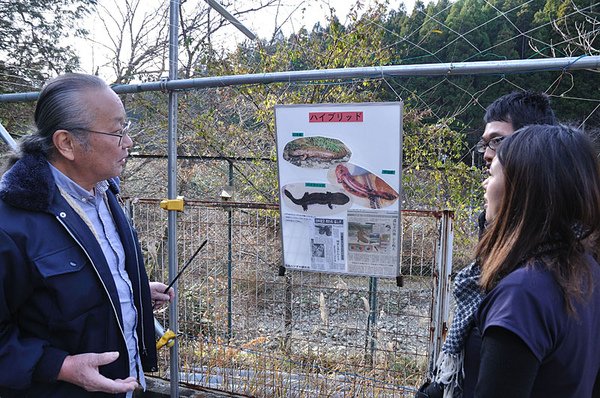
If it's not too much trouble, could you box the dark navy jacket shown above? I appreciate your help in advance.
[0,153,157,397]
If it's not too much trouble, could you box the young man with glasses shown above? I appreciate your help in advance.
[0,73,173,397]
[477,91,556,167]
[418,90,556,398]
[476,91,556,234]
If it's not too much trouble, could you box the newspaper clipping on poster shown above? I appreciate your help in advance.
[276,102,402,278]
[347,210,399,276]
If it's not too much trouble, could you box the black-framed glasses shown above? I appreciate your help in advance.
[476,136,506,153]
[74,121,132,146]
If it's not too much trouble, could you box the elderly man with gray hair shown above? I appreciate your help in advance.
[0,73,173,397]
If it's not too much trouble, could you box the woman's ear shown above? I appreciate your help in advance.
[52,130,77,161]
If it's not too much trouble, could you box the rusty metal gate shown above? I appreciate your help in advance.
[128,198,452,397]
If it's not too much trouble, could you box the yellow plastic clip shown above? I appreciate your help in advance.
[160,196,185,212]
[156,329,176,350]
[154,317,176,350]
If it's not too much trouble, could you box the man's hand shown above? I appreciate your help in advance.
[149,281,174,310]
[57,352,138,393]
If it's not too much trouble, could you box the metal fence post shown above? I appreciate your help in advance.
[227,160,233,341]
[429,210,454,376]
[167,1,180,396]
[364,276,379,366]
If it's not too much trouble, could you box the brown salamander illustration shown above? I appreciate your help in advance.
[335,164,397,201]
[283,136,351,168]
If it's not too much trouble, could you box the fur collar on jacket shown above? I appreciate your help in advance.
[0,152,120,212]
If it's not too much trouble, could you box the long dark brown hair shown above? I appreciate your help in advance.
[477,125,600,313]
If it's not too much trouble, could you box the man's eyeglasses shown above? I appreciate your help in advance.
[476,136,506,153]
[74,121,132,146]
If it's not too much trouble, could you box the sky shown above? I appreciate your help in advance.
[77,0,427,79]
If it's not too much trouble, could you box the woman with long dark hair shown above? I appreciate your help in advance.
[473,124,600,397]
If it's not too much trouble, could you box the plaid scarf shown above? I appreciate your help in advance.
[432,260,485,398]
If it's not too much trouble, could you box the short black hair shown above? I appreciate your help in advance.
[484,91,556,130]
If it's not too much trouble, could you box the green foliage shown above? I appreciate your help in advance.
[0,0,95,145]
[0,0,96,90]
[402,109,484,263]
[534,0,599,56]
[377,0,600,137]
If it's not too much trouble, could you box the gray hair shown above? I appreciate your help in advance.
[16,73,109,160]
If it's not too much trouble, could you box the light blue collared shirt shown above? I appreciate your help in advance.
[49,163,145,394]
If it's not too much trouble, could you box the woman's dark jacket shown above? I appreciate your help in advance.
[0,153,157,397]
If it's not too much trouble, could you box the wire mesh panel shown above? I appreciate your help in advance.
[130,198,447,397]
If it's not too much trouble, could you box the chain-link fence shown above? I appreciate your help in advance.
[128,198,451,397]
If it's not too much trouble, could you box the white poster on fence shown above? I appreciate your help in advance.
[275,102,402,277]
